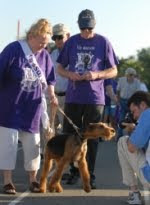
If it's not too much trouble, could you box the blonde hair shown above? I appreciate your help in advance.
[26,18,52,40]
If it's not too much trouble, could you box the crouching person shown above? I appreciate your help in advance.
[118,91,150,205]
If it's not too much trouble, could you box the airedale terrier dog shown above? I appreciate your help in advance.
[40,122,115,193]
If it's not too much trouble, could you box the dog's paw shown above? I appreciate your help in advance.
[39,188,46,193]
[48,185,56,193]
[39,182,47,193]
[55,185,63,193]
[84,185,91,193]
[39,185,46,193]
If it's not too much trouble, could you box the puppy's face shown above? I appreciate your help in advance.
[84,122,115,140]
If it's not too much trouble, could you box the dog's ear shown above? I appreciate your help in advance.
[80,127,85,133]
[88,123,105,130]
[85,122,107,132]
[81,124,92,134]
[86,123,96,131]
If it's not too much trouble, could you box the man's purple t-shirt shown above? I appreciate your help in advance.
[0,41,56,133]
[57,34,119,104]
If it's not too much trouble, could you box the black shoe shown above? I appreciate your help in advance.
[66,175,79,185]
[90,178,96,189]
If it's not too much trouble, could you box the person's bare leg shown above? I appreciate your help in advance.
[3,170,16,194]
[130,185,139,192]
[28,170,40,192]
[4,170,13,185]
[28,170,38,183]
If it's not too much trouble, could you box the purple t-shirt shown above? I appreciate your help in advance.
[57,34,119,104]
[0,41,56,133]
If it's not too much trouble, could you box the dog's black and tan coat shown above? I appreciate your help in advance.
[40,122,115,193]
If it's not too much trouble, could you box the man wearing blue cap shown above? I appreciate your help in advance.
[57,9,119,189]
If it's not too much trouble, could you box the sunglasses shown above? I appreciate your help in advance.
[52,35,64,41]
[80,28,93,31]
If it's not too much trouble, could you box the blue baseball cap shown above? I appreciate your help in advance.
[78,9,96,29]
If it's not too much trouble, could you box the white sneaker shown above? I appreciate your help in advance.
[127,191,142,205]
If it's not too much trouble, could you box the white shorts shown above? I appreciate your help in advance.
[0,126,40,171]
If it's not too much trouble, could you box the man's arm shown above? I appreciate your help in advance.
[126,108,150,153]
[57,63,70,78]
[81,66,118,81]
[105,84,118,104]
[58,63,117,81]
[127,138,138,153]
[121,122,137,153]
[57,63,83,81]
[97,66,118,79]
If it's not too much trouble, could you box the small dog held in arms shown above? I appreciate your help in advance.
[39,122,115,193]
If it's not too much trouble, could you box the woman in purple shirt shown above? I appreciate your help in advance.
[0,19,58,194]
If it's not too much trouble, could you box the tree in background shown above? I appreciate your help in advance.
[137,48,150,87]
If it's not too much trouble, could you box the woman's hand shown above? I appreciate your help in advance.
[50,95,58,106]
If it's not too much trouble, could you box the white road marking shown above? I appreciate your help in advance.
[7,166,56,205]
[8,190,29,205]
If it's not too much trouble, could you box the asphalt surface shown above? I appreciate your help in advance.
[0,140,144,205]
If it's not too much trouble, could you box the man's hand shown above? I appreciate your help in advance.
[81,71,99,81]
[68,71,83,81]
[127,137,137,153]
[121,122,136,133]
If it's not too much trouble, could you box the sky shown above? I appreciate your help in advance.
[0,0,150,58]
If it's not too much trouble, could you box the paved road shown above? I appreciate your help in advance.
[0,141,133,205]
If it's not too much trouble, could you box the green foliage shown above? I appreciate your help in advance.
[137,48,150,85]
